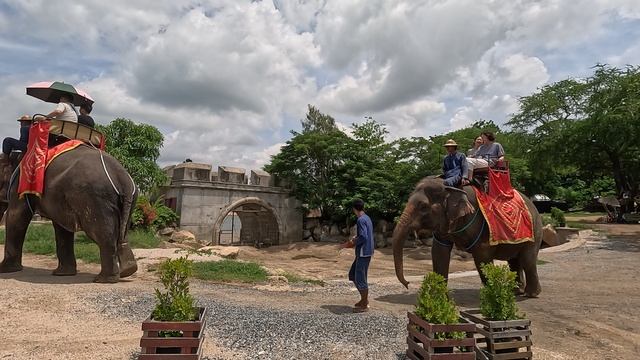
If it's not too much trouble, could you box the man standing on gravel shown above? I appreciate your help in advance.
[340,199,374,313]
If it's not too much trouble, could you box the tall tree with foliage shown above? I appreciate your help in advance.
[98,118,166,194]
[300,104,338,133]
[509,64,640,199]
[266,106,351,221]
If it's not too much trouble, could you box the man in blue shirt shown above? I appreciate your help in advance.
[341,199,374,312]
[442,139,469,187]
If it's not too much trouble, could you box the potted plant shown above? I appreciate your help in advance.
[406,272,475,360]
[139,257,207,359]
[461,264,533,360]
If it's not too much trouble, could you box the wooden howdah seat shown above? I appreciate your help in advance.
[48,119,105,148]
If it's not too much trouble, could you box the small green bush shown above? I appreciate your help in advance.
[479,264,521,321]
[132,196,179,230]
[415,272,464,340]
[152,257,197,323]
[550,207,566,227]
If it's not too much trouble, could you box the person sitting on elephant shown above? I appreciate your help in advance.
[23,93,79,123]
[467,136,483,157]
[466,131,505,179]
[1,120,31,157]
[442,139,469,187]
[78,103,95,128]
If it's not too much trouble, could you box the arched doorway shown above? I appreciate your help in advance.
[213,197,282,246]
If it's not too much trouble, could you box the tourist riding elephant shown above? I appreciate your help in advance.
[0,145,138,283]
[392,177,543,297]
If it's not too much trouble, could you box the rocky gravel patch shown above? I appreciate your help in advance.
[90,284,410,360]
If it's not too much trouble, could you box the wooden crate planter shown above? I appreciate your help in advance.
[461,309,532,360]
[406,312,476,360]
[140,307,207,360]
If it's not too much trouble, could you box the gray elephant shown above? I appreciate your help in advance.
[392,177,543,297]
[0,146,138,283]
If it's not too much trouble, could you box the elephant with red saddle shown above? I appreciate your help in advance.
[392,177,543,297]
[0,146,138,283]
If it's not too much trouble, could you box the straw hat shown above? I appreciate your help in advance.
[443,139,458,147]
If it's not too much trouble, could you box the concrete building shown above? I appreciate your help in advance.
[162,162,303,246]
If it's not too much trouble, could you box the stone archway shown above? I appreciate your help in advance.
[212,197,283,246]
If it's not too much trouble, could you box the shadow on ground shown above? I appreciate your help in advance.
[0,266,133,284]
[320,304,353,315]
[375,287,535,308]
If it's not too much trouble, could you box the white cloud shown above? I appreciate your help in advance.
[0,0,638,171]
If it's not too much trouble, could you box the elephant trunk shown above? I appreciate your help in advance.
[393,203,415,289]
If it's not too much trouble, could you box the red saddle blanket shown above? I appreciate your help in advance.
[473,169,534,245]
[18,121,85,198]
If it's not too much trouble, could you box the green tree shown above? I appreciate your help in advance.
[509,65,640,199]
[265,107,351,221]
[300,104,338,134]
[98,118,166,194]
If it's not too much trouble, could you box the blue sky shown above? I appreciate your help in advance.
[1,0,639,169]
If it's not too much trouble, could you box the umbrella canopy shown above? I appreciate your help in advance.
[26,81,94,106]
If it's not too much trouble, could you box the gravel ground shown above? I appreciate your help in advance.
[91,283,410,360]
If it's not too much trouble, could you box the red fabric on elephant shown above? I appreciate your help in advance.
[18,121,50,198]
[18,126,85,198]
[473,168,534,245]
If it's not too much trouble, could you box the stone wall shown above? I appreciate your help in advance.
[164,180,303,245]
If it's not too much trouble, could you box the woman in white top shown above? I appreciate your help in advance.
[22,93,79,122]
[46,94,79,122]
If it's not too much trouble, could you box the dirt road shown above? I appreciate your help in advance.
[0,225,638,359]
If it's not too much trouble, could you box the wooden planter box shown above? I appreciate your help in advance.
[140,307,207,360]
[461,309,532,360]
[406,312,476,360]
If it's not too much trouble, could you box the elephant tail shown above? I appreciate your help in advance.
[118,175,137,248]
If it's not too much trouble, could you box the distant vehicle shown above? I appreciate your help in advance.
[531,194,569,213]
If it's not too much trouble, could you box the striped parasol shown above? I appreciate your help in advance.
[26,81,94,106]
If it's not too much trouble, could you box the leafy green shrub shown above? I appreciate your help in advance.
[550,207,566,227]
[415,272,464,340]
[152,197,179,229]
[132,196,178,230]
[479,264,521,321]
[152,257,197,325]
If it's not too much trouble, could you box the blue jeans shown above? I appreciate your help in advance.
[2,137,27,155]
[348,256,371,290]
[443,174,462,187]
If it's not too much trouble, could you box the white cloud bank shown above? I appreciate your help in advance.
[0,0,639,169]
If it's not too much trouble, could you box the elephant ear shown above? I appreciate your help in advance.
[444,188,475,233]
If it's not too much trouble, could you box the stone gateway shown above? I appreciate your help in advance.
[162,162,303,246]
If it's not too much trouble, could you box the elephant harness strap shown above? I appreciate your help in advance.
[433,209,485,252]
[17,119,85,198]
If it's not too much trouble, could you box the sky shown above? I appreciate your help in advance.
[1,0,639,170]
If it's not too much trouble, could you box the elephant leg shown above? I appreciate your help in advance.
[471,249,494,285]
[508,258,525,295]
[520,250,541,298]
[52,223,77,276]
[118,241,137,278]
[431,243,453,280]
[0,202,31,273]
[88,225,120,283]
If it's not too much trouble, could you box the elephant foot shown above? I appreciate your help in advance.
[0,261,23,273]
[514,287,525,296]
[52,266,77,276]
[94,274,120,283]
[119,262,138,278]
[524,286,541,298]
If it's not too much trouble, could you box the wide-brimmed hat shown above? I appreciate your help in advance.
[443,139,458,147]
